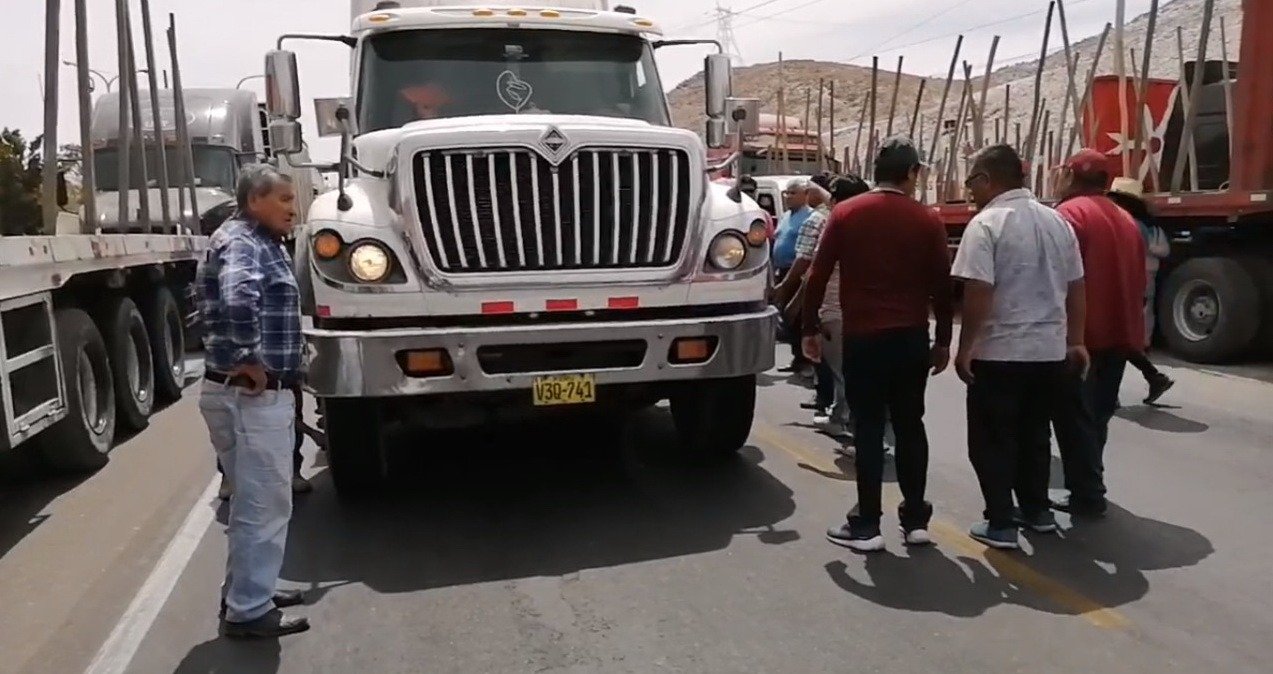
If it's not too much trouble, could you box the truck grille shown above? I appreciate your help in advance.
[411,147,693,273]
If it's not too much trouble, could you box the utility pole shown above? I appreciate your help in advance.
[714,3,744,65]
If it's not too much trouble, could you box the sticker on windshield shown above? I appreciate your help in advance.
[497,70,534,113]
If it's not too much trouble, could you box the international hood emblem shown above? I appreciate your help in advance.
[539,127,569,160]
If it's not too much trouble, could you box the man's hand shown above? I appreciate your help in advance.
[229,362,268,395]
[801,335,822,363]
[1067,345,1091,380]
[930,345,950,376]
[955,348,975,385]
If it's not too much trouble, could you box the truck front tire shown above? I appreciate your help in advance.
[1160,257,1261,363]
[670,375,757,460]
[322,398,387,500]
[38,308,116,473]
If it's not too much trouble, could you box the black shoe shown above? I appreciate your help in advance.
[1012,507,1059,533]
[221,608,310,639]
[219,590,307,619]
[1144,374,1175,404]
[826,517,885,552]
[1050,495,1108,519]
[799,399,822,411]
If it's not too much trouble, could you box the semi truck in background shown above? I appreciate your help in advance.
[0,5,206,471]
[88,87,320,236]
[262,0,776,497]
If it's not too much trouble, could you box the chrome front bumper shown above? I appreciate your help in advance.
[303,307,778,398]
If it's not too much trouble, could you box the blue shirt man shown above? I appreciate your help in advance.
[196,164,311,639]
[772,178,813,270]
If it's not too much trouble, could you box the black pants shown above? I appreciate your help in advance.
[1127,350,1163,379]
[1052,350,1127,506]
[842,327,932,529]
[813,357,836,408]
[967,360,1066,529]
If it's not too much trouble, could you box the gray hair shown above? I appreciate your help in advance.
[235,163,293,210]
[785,178,808,192]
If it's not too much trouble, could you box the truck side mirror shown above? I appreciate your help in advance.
[703,53,732,149]
[265,50,302,121]
[269,119,303,155]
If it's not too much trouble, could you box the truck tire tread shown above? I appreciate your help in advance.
[38,308,116,473]
[1159,257,1260,363]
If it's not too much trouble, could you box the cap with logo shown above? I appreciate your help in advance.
[1058,148,1111,183]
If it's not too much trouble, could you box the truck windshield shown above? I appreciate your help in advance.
[92,145,238,193]
[357,29,669,132]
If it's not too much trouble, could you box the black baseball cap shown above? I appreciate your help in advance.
[829,173,870,202]
[875,135,925,173]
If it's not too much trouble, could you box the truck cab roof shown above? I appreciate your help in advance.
[350,1,661,36]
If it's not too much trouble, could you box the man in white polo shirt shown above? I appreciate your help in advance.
[951,145,1089,550]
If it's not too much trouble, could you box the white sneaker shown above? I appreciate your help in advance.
[902,527,933,546]
[812,411,831,426]
[292,475,313,494]
[217,477,233,501]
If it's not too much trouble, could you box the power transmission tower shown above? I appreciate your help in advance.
[715,3,745,65]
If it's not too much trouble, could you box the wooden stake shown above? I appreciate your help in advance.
[852,87,869,174]
[995,117,1002,144]
[829,80,837,172]
[1219,16,1235,167]
[975,36,1000,148]
[946,71,972,200]
[1114,0,1131,176]
[886,55,903,137]
[817,78,826,172]
[1128,47,1162,191]
[1055,0,1086,157]
[1036,106,1052,194]
[804,86,813,171]
[1015,122,1022,149]
[1025,2,1055,163]
[1003,84,1011,147]
[963,61,984,151]
[908,79,927,139]
[1068,22,1111,156]
[1133,0,1160,180]
[778,52,789,174]
[867,56,880,167]
[927,35,963,176]
[1174,21,1212,192]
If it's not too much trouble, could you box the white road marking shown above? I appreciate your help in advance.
[83,476,220,674]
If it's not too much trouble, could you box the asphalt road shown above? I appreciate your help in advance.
[2,351,1271,674]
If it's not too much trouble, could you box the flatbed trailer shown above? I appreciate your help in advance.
[1,1,209,472]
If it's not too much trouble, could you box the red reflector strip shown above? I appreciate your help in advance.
[608,296,639,310]
[315,305,332,317]
[481,301,515,314]
[545,299,578,312]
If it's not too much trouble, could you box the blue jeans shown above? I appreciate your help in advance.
[199,380,296,622]
[1052,350,1127,506]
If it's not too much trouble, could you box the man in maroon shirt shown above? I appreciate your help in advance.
[802,136,954,552]
[1051,149,1148,518]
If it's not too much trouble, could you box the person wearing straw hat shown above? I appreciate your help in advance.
[1107,177,1175,405]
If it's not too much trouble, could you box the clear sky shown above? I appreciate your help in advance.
[6,0,1155,161]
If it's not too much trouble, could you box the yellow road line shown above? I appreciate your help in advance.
[752,420,1134,631]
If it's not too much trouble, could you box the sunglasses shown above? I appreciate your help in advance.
[964,172,988,189]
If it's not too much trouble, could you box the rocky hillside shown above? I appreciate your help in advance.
[668,0,1243,171]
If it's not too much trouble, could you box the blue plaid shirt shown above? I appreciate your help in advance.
[197,216,302,379]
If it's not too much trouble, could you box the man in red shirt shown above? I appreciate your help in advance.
[1051,149,1148,518]
[802,136,954,552]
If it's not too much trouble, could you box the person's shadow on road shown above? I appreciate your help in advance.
[173,637,280,674]
[824,502,1213,620]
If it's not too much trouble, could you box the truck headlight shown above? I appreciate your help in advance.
[349,242,391,282]
[708,232,747,270]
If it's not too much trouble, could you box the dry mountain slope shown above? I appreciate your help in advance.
[668,0,1242,166]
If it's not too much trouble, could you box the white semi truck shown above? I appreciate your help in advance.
[264,0,776,497]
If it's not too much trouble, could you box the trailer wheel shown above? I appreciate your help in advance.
[1159,257,1261,363]
[322,398,386,500]
[97,296,155,432]
[140,285,186,404]
[1237,257,1273,356]
[38,308,116,473]
[670,375,757,461]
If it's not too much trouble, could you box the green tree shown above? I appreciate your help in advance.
[0,128,45,235]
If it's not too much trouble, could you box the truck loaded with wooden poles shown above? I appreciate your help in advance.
[899,0,1270,365]
[0,1,207,471]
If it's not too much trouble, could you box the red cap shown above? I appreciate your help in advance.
[1059,148,1111,181]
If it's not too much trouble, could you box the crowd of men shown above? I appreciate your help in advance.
[765,136,1174,552]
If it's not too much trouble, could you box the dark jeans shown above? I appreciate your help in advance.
[967,360,1066,529]
[1052,350,1127,506]
[1127,350,1163,380]
[813,357,836,408]
[842,327,932,529]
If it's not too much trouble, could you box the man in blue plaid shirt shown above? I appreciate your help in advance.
[196,164,309,639]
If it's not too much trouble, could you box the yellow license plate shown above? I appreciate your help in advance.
[532,373,596,406]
